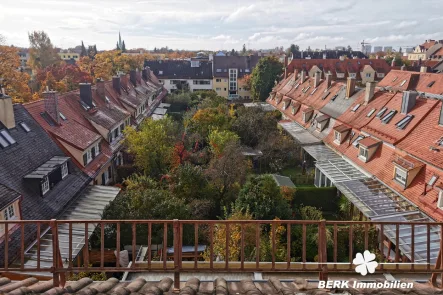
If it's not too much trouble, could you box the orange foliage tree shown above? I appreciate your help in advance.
[0,45,32,103]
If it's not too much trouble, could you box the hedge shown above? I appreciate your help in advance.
[293,186,338,213]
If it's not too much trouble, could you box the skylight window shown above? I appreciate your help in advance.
[392,77,398,82]
[322,91,330,100]
[427,81,435,88]
[352,135,365,147]
[20,122,31,132]
[0,130,16,145]
[331,94,338,101]
[311,88,317,95]
[367,108,376,117]
[428,175,439,186]
[59,112,67,120]
[0,135,9,148]
[105,96,111,103]
[92,101,97,107]
[400,79,407,86]
[351,104,361,112]
[376,107,387,118]
[395,115,414,130]
[80,101,90,110]
[381,110,397,124]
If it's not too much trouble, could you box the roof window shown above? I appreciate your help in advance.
[376,107,387,118]
[59,112,67,120]
[395,114,414,130]
[0,129,16,145]
[400,79,407,86]
[351,104,361,112]
[381,110,397,124]
[367,108,376,117]
[427,81,435,88]
[19,122,31,132]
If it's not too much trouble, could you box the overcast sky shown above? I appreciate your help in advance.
[1,0,442,51]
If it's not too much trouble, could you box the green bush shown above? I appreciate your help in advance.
[293,187,338,213]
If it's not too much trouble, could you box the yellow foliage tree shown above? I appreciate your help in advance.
[0,45,32,103]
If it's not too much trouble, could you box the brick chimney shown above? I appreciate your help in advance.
[96,78,105,99]
[0,88,15,129]
[284,56,288,68]
[325,73,332,88]
[293,69,299,81]
[401,64,406,71]
[314,72,321,88]
[130,70,137,86]
[43,90,60,124]
[401,91,417,114]
[112,76,121,94]
[364,82,376,104]
[300,70,306,83]
[346,77,356,98]
[142,68,148,81]
[136,69,142,84]
[391,59,395,67]
[420,66,428,73]
[79,83,93,108]
[284,68,288,79]
[121,74,129,90]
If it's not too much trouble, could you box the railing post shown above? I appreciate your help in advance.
[318,220,328,281]
[173,219,180,292]
[50,219,60,287]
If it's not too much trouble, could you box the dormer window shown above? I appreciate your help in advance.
[358,146,369,161]
[349,73,356,78]
[334,131,341,143]
[291,103,300,115]
[3,204,15,221]
[42,177,50,195]
[61,162,68,179]
[377,73,385,78]
[302,109,313,123]
[83,149,93,166]
[315,115,330,131]
[394,167,407,186]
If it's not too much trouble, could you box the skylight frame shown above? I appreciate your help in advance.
[381,110,397,124]
[0,134,9,148]
[376,107,387,118]
[321,91,330,100]
[59,112,67,121]
[395,114,414,130]
[19,122,31,132]
[367,108,376,117]
[80,100,90,110]
[352,135,365,148]
[0,130,16,145]
[427,81,435,88]
[400,79,407,86]
[428,175,439,186]
[352,104,361,112]
[392,77,398,82]
[310,88,317,95]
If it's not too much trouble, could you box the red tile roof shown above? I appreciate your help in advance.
[358,137,380,148]
[432,47,443,56]
[421,40,437,50]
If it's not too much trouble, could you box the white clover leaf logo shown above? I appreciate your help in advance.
[353,250,378,276]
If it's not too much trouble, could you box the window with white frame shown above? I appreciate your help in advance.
[158,71,163,75]
[366,73,371,78]
[377,73,385,78]
[394,167,407,186]
[61,162,68,179]
[216,79,221,82]
[3,205,15,220]
[334,131,341,143]
[349,73,356,78]
[438,190,443,209]
[216,87,221,91]
[42,177,50,195]
[336,73,345,78]
[358,147,369,160]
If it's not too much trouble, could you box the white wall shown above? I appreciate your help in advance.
[158,79,212,93]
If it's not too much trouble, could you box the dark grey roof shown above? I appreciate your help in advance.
[213,55,261,78]
[291,50,368,59]
[145,60,213,80]
[320,88,362,118]
[0,184,21,210]
[24,156,69,180]
[272,174,296,188]
[0,105,90,265]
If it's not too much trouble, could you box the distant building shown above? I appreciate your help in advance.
[17,48,29,68]
[404,47,414,53]
[363,45,372,55]
[290,50,368,60]
[408,39,443,61]
[373,46,383,53]
[145,59,213,93]
[212,55,261,100]
[58,51,80,62]
[335,46,346,50]
[383,46,393,52]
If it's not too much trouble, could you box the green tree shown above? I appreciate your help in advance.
[347,45,352,51]
[185,106,230,140]
[28,31,61,70]
[235,175,292,220]
[208,129,239,156]
[250,56,283,101]
[124,117,179,177]
[286,44,299,55]
[88,45,97,59]
[242,44,246,55]
[122,41,126,52]
[80,41,87,57]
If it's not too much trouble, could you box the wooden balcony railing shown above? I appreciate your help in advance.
[1,219,443,288]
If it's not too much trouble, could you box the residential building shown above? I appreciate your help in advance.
[285,58,392,84]
[290,50,368,60]
[363,45,372,55]
[145,59,213,93]
[25,68,165,185]
[17,48,29,68]
[212,55,260,99]
[383,46,393,52]
[430,47,443,60]
[408,40,443,61]
[58,51,80,61]
[268,69,443,264]
[0,93,120,268]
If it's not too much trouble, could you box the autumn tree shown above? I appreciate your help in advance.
[88,45,97,60]
[250,56,283,101]
[28,31,60,70]
[185,106,231,140]
[121,41,126,52]
[0,45,32,103]
[124,117,180,177]
[208,129,239,156]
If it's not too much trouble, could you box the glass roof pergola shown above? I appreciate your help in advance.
[315,158,367,183]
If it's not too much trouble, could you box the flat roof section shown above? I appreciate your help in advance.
[279,121,322,146]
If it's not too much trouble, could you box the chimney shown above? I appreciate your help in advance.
[284,68,288,79]
[79,83,93,108]
[325,73,332,88]
[401,64,406,71]
[121,74,129,90]
[293,69,299,81]
[0,88,15,129]
[314,72,321,88]
[112,76,121,94]
[284,56,288,68]
[142,68,148,81]
[130,70,137,86]
[96,78,105,99]
[391,59,395,67]
[301,50,303,59]
[136,69,142,84]
[300,70,306,83]
[339,55,345,61]
[401,91,417,114]
[420,66,428,73]
[364,82,376,104]
[323,53,327,59]
[346,77,356,98]
[376,55,379,59]
[43,90,60,124]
